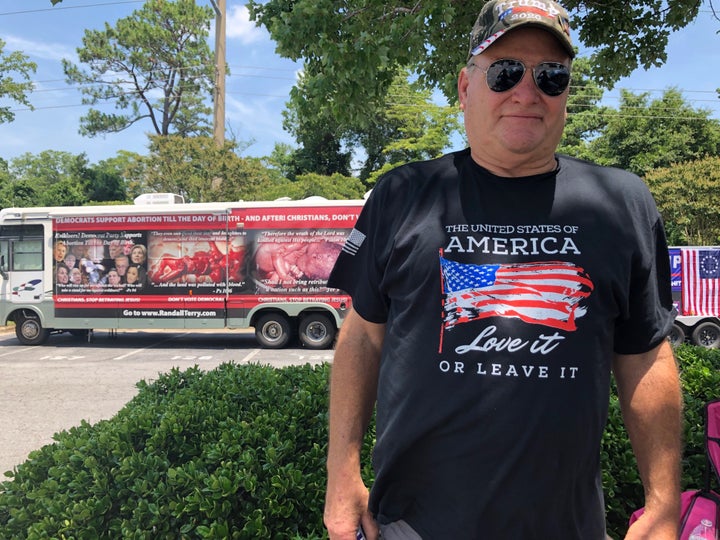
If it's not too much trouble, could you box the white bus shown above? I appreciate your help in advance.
[0,196,363,349]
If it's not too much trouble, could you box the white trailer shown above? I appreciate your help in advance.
[0,196,363,349]
[668,247,720,348]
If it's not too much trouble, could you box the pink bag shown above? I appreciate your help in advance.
[629,400,720,539]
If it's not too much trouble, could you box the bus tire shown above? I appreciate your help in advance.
[255,313,291,349]
[299,313,336,350]
[16,315,50,345]
[691,321,720,349]
[667,323,685,347]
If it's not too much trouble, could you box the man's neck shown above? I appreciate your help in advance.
[469,150,559,178]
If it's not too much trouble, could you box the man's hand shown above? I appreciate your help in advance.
[324,473,379,539]
[623,510,678,540]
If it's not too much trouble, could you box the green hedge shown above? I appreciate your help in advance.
[604,345,720,538]
[1,347,718,539]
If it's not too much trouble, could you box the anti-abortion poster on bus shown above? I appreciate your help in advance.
[50,206,360,318]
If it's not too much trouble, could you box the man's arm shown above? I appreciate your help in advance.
[613,340,682,540]
[324,307,385,540]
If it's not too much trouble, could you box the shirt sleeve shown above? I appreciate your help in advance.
[327,179,394,324]
[613,213,677,355]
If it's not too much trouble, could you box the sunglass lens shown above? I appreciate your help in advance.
[534,63,570,96]
[486,60,525,92]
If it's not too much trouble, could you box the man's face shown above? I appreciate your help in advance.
[108,271,121,286]
[115,257,129,276]
[458,27,570,174]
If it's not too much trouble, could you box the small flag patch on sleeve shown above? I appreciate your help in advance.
[342,228,366,256]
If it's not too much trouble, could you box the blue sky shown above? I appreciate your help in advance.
[0,0,718,166]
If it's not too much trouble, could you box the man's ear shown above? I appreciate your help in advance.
[458,67,470,111]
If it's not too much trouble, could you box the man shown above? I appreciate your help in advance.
[324,1,682,539]
[114,255,130,281]
[105,268,123,291]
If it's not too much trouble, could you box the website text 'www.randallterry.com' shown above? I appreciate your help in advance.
[122,309,217,318]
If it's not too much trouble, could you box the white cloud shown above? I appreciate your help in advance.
[4,35,76,63]
[225,5,266,45]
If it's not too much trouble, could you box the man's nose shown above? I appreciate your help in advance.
[511,71,541,102]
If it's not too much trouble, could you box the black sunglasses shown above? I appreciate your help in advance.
[470,59,571,97]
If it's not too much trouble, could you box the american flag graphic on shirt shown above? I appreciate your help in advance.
[440,257,594,331]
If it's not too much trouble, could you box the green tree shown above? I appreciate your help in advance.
[261,172,367,201]
[2,151,91,207]
[263,143,298,181]
[62,0,215,139]
[281,72,352,179]
[586,88,720,176]
[0,38,37,123]
[357,71,460,183]
[131,135,284,203]
[86,159,129,203]
[0,180,38,209]
[98,150,145,201]
[645,156,720,246]
[558,57,611,160]
[247,0,705,127]
[283,68,460,181]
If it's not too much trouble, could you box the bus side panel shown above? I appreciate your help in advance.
[50,204,362,331]
[52,212,233,329]
[225,205,361,327]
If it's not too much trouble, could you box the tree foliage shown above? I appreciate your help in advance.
[558,56,611,159]
[583,88,720,176]
[247,0,708,127]
[646,156,720,246]
[0,151,90,207]
[85,158,129,203]
[62,0,215,138]
[127,135,286,203]
[263,172,367,201]
[0,38,37,123]
[283,68,460,181]
[360,71,460,183]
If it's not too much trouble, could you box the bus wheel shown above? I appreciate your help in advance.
[16,315,50,345]
[299,313,336,350]
[255,313,291,349]
[667,323,685,347]
[691,321,720,349]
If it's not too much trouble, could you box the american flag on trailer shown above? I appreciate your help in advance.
[440,256,594,332]
[681,248,720,316]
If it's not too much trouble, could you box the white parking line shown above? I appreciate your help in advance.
[238,348,262,364]
[0,346,34,357]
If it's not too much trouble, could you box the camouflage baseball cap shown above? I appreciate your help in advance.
[468,0,574,59]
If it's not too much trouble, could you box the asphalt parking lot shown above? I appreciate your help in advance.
[0,327,334,477]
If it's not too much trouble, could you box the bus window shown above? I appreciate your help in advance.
[12,239,43,271]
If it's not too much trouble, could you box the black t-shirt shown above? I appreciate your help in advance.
[328,150,675,539]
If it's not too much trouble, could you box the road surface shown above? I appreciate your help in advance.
[0,327,334,477]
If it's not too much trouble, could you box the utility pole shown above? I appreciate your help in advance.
[209,0,226,147]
